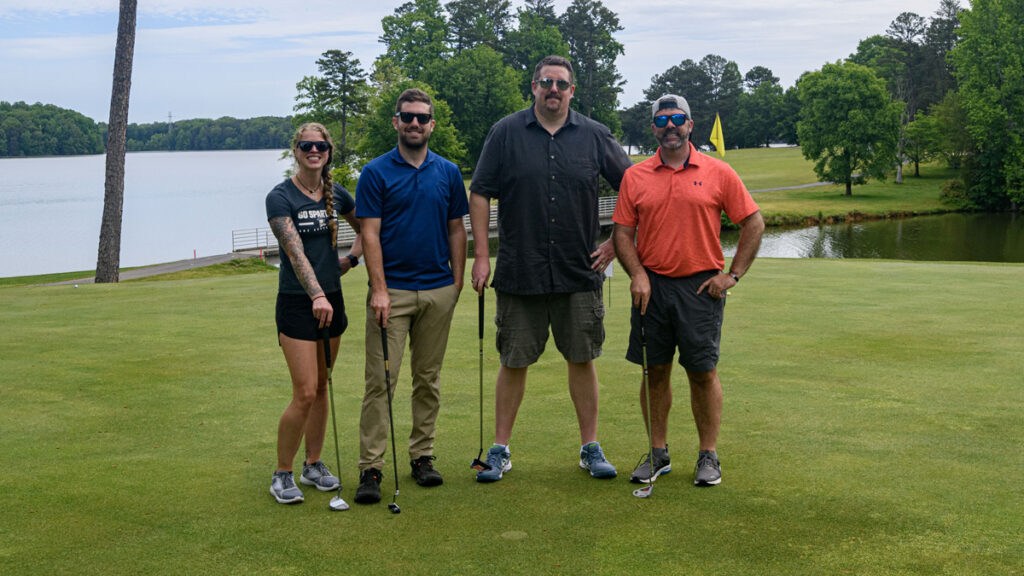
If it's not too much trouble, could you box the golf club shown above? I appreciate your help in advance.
[471,291,492,472]
[321,328,349,512]
[633,311,657,499]
[380,321,402,514]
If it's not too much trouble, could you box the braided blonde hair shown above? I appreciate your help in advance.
[293,122,338,248]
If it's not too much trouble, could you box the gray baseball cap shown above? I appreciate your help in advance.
[651,94,691,118]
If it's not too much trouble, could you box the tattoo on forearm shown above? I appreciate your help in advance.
[269,216,323,299]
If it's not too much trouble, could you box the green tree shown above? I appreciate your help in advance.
[644,59,712,145]
[642,55,745,148]
[445,0,511,53]
[744,65,779,91]
[929,90,972,170]
[354,80,466,169]
[425,45,525,167]
[559,0,625,132]
[618,100,656,154]
[951,0,1024,209]
[523,0,558,26]
[379,0,450,79]
[294,49,369,175]
[733,80,783,148]
[797,61,902,196]
[903,113,940,177]
[502,5,570,101]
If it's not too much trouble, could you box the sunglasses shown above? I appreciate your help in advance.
[653,114,689,128]
[395,111,433,124]
[296,140,331,153]
[537,77,572,91]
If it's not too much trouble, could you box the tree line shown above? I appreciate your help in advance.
[305,0,1021,211]
[0,101,293,157]
[111,116,294,152]
[1,101,104,156]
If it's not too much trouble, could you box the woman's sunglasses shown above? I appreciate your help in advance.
[653,114,689,128]
[296,140,331,153]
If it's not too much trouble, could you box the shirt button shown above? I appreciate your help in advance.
[551,175,556,180]
[550,155,555,159]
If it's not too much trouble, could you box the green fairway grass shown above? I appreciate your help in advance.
[717,146,822,191]
[2,259,1021,574]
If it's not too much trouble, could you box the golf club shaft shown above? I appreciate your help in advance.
[380,322,401,501]
[478,291,484,456]
[640,312,655,491]
[322,328,342,491]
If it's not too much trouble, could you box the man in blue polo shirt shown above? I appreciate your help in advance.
[354,88,469,504]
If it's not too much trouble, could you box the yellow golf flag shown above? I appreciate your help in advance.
[710,113,725,157]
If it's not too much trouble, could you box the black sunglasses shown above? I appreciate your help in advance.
[296,140,331,152]
[537,77,571,91]
[653,114,689,128]
[395,111,433,124]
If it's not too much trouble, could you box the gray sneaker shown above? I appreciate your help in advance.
[300,460,340,491]
[579,442,617,478]
[270,470,304,504]
[476,444,511,483]
[694,450,722,486]
[630,447,671,484]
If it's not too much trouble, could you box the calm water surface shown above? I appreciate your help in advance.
[0,150,289,277]
[721,212,1024,262]
[3,150,1023,277]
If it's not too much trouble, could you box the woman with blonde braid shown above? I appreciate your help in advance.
[266,122,362,504]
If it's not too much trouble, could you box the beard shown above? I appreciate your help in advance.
[399,128,429,150]
[657,128,689,150]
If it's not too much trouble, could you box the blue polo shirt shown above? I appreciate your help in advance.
[356,147,469,291]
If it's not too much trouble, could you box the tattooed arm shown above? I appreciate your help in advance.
[269,216,333,328]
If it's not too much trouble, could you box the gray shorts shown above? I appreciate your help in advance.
[626,270,725,372]
[495,289,605,368]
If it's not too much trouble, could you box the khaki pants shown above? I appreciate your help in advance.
[359,284,459,471]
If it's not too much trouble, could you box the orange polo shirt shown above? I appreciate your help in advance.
[612,143,759,278]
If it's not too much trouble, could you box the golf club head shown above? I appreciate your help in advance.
[388,502,401,514]
[471,458,493,472]
[632,485,653,498]
[329,496,350,511]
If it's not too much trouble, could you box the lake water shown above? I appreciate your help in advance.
[3,150,1023,278]
[721,212,1024,262]
[1,150,290,277]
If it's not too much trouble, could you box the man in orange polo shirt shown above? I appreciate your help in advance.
[612,94,764,487]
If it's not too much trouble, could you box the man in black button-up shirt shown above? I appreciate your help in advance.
[469,56,632,483]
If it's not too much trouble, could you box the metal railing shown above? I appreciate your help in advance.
[233,196,618,253]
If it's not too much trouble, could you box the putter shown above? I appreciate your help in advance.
[380,321,402,514]
[471,291,492,472]
[633,311,657,499]
[321,328,349,511]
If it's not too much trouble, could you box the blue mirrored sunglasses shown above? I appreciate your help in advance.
[653,114,689,128]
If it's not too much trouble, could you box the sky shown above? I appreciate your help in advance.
[0,0,949,124]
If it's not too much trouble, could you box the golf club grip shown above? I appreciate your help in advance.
[380,322,388,363]
[321,327,332,370]
[478,292,484,339]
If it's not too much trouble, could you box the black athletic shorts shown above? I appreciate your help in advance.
[275,290,348,342]
[625,270,724,372]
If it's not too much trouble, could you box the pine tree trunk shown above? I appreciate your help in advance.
[95,0,138,283]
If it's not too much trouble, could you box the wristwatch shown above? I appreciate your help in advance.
[346,254,359,268]
[728,272,739,283]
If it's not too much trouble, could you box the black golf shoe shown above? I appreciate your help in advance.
[410,455,443,487]
[354,468,382,504]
